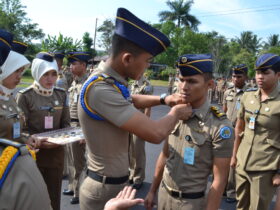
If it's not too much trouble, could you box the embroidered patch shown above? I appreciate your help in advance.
[220,126,232,139]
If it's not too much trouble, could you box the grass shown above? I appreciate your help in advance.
[150,79,168,87]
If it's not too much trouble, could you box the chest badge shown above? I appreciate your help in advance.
[2,104,7,110]
[250,100,254,104]
[54,100,59,106]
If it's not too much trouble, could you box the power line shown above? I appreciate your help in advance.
[196,4,280,15]
[198,7,280,17]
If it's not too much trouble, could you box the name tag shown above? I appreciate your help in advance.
[44,116,53,129]
[73,93,78,103]
[236,101,240,110]
[13,122,21,139]
[184,147,195,165]
[248,116,255,130]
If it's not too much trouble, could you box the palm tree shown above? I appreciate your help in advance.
[158,0,200,30]
[263,34,280,49]
[235,31,261,54]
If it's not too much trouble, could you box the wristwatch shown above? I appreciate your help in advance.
[160,93,167,105]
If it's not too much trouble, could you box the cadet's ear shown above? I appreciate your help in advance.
[208,79,214,89]
[121,52,133,67]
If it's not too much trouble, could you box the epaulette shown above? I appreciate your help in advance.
[245,88,258,92]
[210,106,226,119]
[0,138,36,189]
[54,86,66,92]
[18,86,32,94]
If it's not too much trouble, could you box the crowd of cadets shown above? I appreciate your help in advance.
[0,6,279,210]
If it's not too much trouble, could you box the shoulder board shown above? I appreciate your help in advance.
[18,86,32,94]
[0,138,23,148]
[227,86,234,89]
[210,106,226,119]
[54,86,66,92]
[245,88,258,92]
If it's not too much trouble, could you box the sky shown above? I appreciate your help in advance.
[21,0,280,49]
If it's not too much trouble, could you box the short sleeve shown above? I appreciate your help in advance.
[222,90,228,106]
[237,93,246,119]
[87,82,138,127]
[211,119,234,158]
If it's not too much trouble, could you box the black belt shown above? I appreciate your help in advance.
[163,181,204,199]
[87,169,129,185]
[70,118,79,123]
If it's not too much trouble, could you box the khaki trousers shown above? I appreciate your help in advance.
[226,167,236,198]
[129,134,146,184]
[158,181,206,210]
[236,167,277,210]
[79,176,127,210]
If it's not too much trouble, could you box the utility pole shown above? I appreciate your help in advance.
[93,18,98,50]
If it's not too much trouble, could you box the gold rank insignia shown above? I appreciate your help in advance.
[210,106,226,118]
[181,57,188,63]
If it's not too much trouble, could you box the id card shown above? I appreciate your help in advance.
[236,101,240,110]
[184,147,195,165]
[13,122,20,139]
[45,116,53,129]
[248,116,255,130]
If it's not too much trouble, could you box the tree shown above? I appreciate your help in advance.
[0,0,44,42]
[263,34,280,49]
[82,32,96,56]
[158,0,200,30]
[41,33,83,52]
[97,19,114,53]
[235,31,261,54]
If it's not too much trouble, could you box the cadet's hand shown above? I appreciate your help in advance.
[272,174,280,186]
[230,156,237,168]
[165,93,186,107]
[79,139,86,144]
[104,186,144,210]
[144,191,156,210]
[39,140,60,149]
[171,103,192,121]
[26,135,45,149]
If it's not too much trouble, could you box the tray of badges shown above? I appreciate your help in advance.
[34,127,84,145]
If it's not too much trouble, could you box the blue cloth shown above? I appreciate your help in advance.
[232,64,248,75]
[36,52,54,62]
[115,8,170,56]
[67,51,91,63]
[255,53,280,71]
[12,41,28,55]
[177,54,213,76]
[0,29,13,66]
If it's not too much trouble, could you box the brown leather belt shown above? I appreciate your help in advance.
[87,169,129,185]
[162,181,205,199]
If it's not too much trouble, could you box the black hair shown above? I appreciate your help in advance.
[271,61,280,73]
[111,34,146,59]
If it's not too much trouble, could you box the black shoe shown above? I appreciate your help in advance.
[63,189,74,196]
[132,183,143,190]
[70,197,79,204]
[226,198,237,203]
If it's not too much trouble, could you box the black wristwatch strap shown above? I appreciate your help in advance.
[160,93,167,105]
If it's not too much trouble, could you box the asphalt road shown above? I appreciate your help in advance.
[50,86,276,210]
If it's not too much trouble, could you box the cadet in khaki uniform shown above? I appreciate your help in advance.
[231,53,280,210]
[62,52,90,204]
[78,8,192,210]
[222,64,248,203]
[17,52,70,210]
[0,29,52,210]
[129,75,153,189]
[145,54,234,210]
[216,78,226,105]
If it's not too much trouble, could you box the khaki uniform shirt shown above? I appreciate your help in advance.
[236,85,280,171]
[216,79,225,91]
[0,96,26,143]
[163,101,234,192]
[78,65,138,177]
[16,87,70,168]
[69,74,88,120]
[223,85,248,125]
[0,144,52,210]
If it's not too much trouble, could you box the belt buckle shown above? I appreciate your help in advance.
[102,175,107,184]
[178,191,182,199]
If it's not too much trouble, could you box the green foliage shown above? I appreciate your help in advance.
[234,31,262,54]
[0,0,44,42]
[82,32,96,56]
[41,33,83,52]
[159,0,200,30]
[159,67,176,80]
[97,19,114,53]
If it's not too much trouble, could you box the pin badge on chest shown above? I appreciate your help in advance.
[250,100,254,104]
[54,100,59,106]
[265,107,270,112]
[2,104,7,110]
[8,107,13,112]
